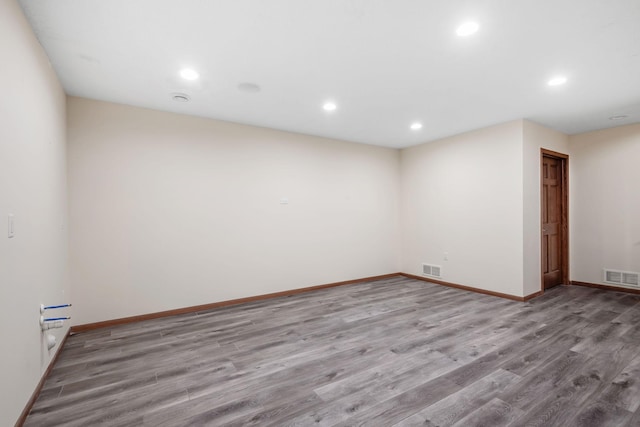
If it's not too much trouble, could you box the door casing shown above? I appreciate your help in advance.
[540,148,569,292]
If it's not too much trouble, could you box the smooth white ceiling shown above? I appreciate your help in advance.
[18,0,640,148]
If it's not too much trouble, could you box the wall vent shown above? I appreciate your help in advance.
[603,269,640,287]
[422,263,442,278]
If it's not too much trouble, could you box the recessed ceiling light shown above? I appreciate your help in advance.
[171,93,190,102]
[323,102,337,112]
[547,76,567,86]
[609,115,628,121]
[456,21,479,37]
[410,123,423,130]
[238,82,261,93]
[179,68,199,80]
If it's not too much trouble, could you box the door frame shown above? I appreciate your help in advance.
[540,148,569,292]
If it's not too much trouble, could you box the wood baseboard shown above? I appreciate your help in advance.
[71,273,402,333]
[15,329,71,427]
[523,290,544,301]
[72,272,549,334]
[571,280,640,295]
[399,273,538,302]
[70,271,555,334]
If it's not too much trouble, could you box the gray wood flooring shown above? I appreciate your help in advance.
[24,277,640,426]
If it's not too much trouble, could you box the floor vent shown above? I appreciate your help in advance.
[604,269,640,287]
[422,263,442,279]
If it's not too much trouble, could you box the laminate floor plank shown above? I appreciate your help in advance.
[24,280,640,426]
[450,397,524,427]
[225,392,324,427]
[408,368,520,427]
[267,390,382,427]
[613,305,640,325]
[32,381,189,427]
[571,321,634,357]
[331,376,462,427]
[314,348,458,402]
[499,350,591,412]
[599,352,640,412]
[569,352,640,409]
[509,350,637,427]
[502,333,583,377]
[568,400,633,427]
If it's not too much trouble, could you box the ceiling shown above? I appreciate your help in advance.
[18,0,640,148]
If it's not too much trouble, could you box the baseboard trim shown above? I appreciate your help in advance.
[15,329,71,427]
[71,272,552,334]
[399,273,535,302]
[71,273,402,333]
[523,290,544,301]
[571,280,640,295]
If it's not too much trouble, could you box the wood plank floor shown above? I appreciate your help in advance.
[25,277,640,426]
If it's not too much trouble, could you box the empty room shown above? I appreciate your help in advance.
[2,0,640,426]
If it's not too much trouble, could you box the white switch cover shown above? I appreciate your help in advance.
[8,214,15,238]
[280,197,289,205]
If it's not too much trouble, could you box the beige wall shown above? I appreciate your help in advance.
[67,97,400,325]
[0,0,70,425]
[400,120,525,297]
[569,124,640,287]
[68,107,583,316]
[522,120,570,296]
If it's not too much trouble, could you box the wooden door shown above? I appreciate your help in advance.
[541,152,567,290]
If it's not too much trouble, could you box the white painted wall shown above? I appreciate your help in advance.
[0,0,70,425]
[400,121,525,297]
[522,120,569,296]
[67,97,400,325]
[569,124,640,286]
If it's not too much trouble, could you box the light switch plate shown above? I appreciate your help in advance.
[8,214,14,238]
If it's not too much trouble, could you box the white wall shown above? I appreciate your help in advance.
[400,120,525,297]
[569,124,640,287]
[0,0,69,425]
[522,120,569,296]
[67,97,400,325]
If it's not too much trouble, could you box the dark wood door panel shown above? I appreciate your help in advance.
[542,154,567,290]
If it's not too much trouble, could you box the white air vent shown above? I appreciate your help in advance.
[604,269,640,287]
[422,263,442,278]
